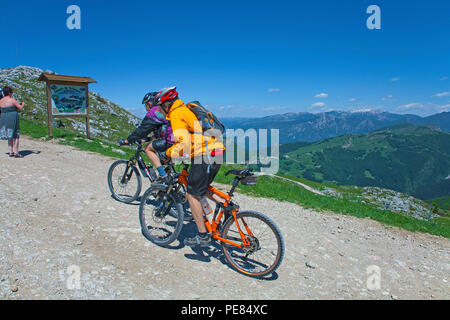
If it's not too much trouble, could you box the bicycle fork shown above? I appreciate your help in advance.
[120,162,134,184]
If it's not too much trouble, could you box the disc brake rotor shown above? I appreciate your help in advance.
[243,236,260,255]
[151,191,169,223]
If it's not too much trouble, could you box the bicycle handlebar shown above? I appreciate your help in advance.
[118,135,153,147]
[135,136,152,145]
[225,168,254,178]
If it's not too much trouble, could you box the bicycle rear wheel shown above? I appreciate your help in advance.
[139,184,185,246]
[221,210,284,278]
[107,159,142,203]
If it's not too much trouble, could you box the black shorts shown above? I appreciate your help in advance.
[151,139,170,152]
[187,159,221,197]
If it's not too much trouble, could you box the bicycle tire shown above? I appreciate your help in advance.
[139,184,185,246]
[221,210,284,278]
[107,159,142,203]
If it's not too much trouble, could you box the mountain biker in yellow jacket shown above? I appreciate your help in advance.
[163,96,225,160]
[155,87,225,247]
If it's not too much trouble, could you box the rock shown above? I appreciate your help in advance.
[11,286,18,293]
[305,261,317,269]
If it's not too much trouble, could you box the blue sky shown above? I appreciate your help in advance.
[1,0,449,118]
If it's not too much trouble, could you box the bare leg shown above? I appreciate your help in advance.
[186,193,207,233]
[8,139,13,155]
[205,189,224,204]
[144,144,162,168]
[13,138,19,154]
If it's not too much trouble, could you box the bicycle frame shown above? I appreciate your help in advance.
[125,140,155,183]
[177,165,251,249]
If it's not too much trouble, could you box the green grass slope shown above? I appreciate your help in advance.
[280,124,450,200]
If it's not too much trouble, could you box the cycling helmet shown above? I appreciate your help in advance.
[154,86,178,105]
[142,92,158,105]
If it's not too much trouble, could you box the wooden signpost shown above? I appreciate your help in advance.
[38,73,96,139]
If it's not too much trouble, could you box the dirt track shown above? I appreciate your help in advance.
[0,137,449,299]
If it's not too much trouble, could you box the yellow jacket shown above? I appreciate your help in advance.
[165,99,225,159]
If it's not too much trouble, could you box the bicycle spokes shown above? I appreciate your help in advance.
[221,212,284,277]
[139,185,184,245]
[108,160,141,203]
[120,164,133,184]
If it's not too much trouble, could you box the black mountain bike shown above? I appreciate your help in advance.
[107,137,157,203]
[107,137,193,220]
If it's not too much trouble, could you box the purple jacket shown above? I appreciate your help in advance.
[127,106,174,145]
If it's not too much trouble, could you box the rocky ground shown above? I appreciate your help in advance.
[361,187,435,220]
[0,137,449,300]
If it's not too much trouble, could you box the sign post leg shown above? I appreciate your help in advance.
[86,116,91,139]
[85,84,90,139]
[46,81,53,139]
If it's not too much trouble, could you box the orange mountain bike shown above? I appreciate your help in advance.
[139,163,285,278]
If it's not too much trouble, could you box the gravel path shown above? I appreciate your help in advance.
[0,137,449,300]
[265,174,324,195]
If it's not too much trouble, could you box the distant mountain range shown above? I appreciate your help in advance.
[222,110,450,144]
[279,123,450,200]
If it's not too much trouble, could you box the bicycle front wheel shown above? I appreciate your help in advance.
[139,184,184,246]
[107,159,142,203]
[221,211,284,278]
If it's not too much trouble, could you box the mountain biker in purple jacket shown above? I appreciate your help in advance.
[120,92,174,180]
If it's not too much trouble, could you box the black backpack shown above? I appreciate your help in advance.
[186,101,225,136]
